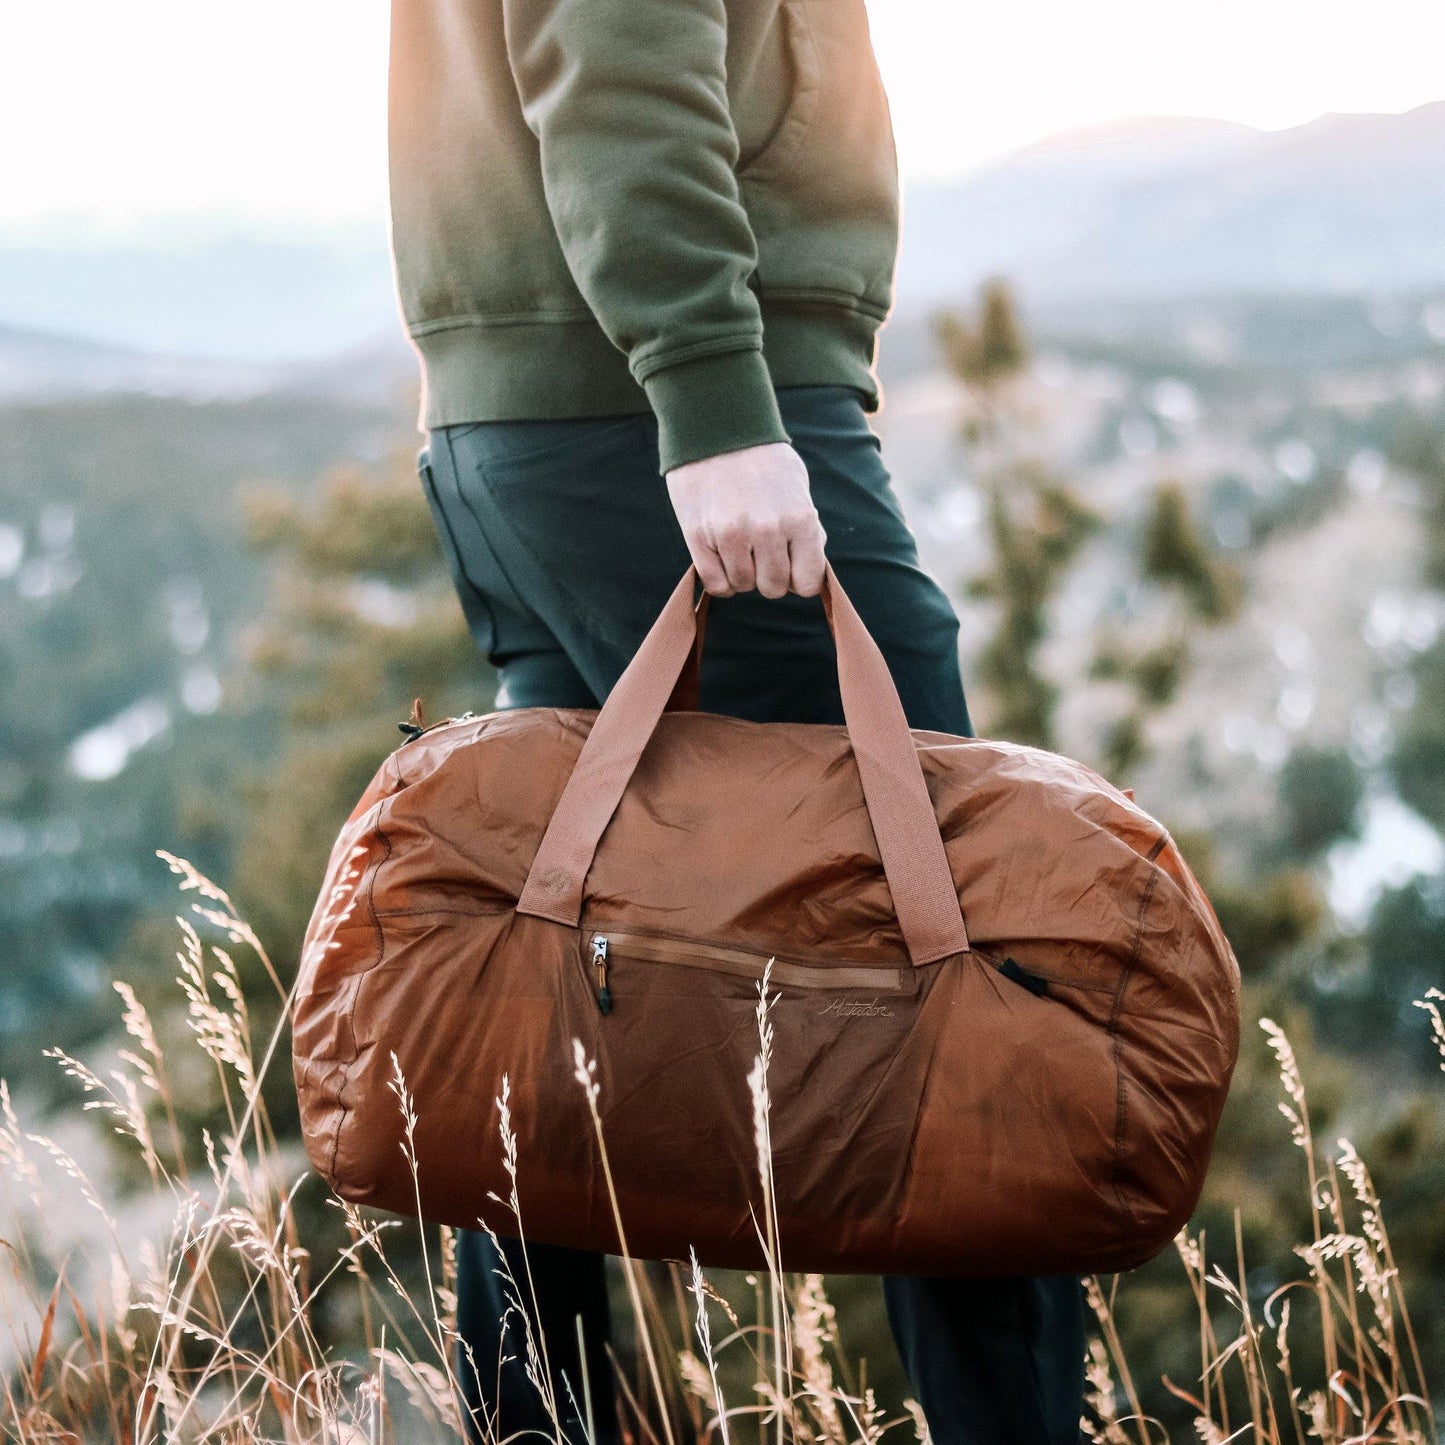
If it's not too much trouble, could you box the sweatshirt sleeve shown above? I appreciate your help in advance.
[502,0,790,473]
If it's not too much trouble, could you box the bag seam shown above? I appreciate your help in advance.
[326,771,399,1185]
[1107,863,1160,1237]
[892,976,948,1233]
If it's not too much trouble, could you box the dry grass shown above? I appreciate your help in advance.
[0,857,1437,1442]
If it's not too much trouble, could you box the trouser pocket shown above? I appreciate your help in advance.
[444,416,692,697]
[417,443,500,659]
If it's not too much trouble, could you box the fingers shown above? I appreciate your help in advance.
[693,512,826,599]
[753,523,792,600]
[665,442,828,599]
[710,520,806,599]
[714,522,757,595]
[690,539,734,597]
[787,514,828,597]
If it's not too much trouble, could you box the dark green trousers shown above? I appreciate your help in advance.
[418,384,1086,1445]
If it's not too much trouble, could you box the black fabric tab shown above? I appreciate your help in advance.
[1001,957,1049,997]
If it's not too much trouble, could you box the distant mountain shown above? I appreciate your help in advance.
[9,285,1443,414]
[0,324,281,400]
[0,234,398,361]
[1,103,1443,363]
[0,323,416,405]
[897,103,1445,303]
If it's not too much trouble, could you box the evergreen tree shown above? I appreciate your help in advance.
[119,450,485,1155]
[967,466,1099,747]
[934,277,1029,401]
[1276,744,1365,862]
[1140,480,1242,624]
[939,281,1444,1426]
[232,454,484,962]
[1091,481,1242,779]
[939,280,1098,747]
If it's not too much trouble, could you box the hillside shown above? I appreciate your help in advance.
[898,102,1445,302]
[1,103,1442,361]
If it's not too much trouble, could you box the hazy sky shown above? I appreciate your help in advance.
[3,0,1443,232]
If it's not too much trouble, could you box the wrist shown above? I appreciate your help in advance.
[644,348,789,474]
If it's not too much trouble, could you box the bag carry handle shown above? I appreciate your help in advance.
[515,562,970,966]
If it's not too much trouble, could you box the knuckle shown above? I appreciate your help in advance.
[694,553,726,584]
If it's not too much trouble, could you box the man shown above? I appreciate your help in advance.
[388,0,1087,1440]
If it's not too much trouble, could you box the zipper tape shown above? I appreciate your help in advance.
[584,929,908,993]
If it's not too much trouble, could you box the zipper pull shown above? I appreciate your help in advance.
[397,696,427,740]
[591,936,612,1015]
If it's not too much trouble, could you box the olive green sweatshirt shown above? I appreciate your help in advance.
[387,0,901,474]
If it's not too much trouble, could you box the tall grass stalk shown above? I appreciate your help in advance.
[0,857,1437,1442]
[1083,1020,1437,1445]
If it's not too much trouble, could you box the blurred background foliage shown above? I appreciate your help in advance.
[928,286,1444,1428]
[3,265,1444,1429]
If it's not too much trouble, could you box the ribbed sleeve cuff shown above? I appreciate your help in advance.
[642,347,790,474]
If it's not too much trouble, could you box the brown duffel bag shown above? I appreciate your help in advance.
[293,562,1240,1276]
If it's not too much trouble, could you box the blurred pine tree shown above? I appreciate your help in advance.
[232,454,483,963]
[936,281,1445,1432]
[938,281,1099,747]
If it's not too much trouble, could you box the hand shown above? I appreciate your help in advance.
[665,442,827,598]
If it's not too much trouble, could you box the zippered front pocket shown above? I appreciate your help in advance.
[580,927,910,1016]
